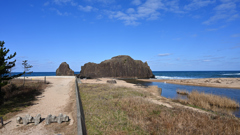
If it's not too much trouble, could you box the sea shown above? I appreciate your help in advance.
[11,72,80,76]
[153,71,240,79]
[12,71,240,117]
[11,71,240,78]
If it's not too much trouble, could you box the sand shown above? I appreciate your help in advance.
[80,78,137,88]
[0,76,75,135]
[139,78,240,89]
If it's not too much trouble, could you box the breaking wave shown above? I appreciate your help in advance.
[154,76,194,80]
[222,73,240,76]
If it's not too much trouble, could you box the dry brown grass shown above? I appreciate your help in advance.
[0,79,48,120]
[80,83,240,135]
[188,90,239,109]
[176,89,189,95]
[174,90,240,117]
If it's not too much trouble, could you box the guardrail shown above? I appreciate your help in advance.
[75,77,87,135]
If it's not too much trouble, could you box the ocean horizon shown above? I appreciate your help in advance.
[11,71,240,79]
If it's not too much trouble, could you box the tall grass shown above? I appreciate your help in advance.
[175,90,240,115]
[80,83,240,134]
[188,90,239,109]
[177,89,189,95]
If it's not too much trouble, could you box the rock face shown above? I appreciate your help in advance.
[56,62,74,76]
[79,55,155,79]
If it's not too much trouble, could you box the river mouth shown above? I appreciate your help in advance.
[123,79,240,118]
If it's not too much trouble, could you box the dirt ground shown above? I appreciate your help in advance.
[0,76,76,135]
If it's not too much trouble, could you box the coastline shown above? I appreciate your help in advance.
[138,78,240,89]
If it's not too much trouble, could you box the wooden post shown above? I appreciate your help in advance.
[44,76,46,84]
[0,117,3,127]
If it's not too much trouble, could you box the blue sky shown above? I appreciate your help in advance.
[0,0,240,72]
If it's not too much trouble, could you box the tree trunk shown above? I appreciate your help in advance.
[0,86,3,105]
[23,73,25,86]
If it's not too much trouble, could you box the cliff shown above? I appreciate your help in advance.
[79,55,154,79]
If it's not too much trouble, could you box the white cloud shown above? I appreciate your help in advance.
[231,34,240,37]
[214,2,236,11]
[132,0,142,5]
[227,14,239,22]
[191,34,197,37]
[108,0,164,25]
[78,5,96,12]
[158,53,172,56]
[205,25,226,31]
[53,0,72,5]
[203,14,227,25]
[203,1,239,25]
[165,0,184,13]
[184,0,216,10]
[137,0,164,18]
[206,28,218,31]
[109,11,139,25]
[70,2,78,6]
[84,0,115,4]
[173,38,181,40]
[126,8,135,14]
[44,2,50,6]
[51,8,70,16]
[230,45,240,49]
[203,60,211,62]
[97,14,103,19]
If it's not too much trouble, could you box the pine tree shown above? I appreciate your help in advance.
[0,41,22,105]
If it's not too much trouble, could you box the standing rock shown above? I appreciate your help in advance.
[79,55,155,79]
[107,80,117,84]
[56,62,74,76]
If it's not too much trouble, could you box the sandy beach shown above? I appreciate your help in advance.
[0,76,76,135]
[138,78,240,89]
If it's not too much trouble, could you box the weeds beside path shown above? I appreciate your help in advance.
[0,79,48,120]
[0,77,76,135]
[80,83,240,135]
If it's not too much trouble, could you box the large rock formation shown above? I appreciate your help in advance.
[56,62,74,76]
[79,55,155,79]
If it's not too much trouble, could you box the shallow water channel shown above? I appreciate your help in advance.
[124,79,240,118]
